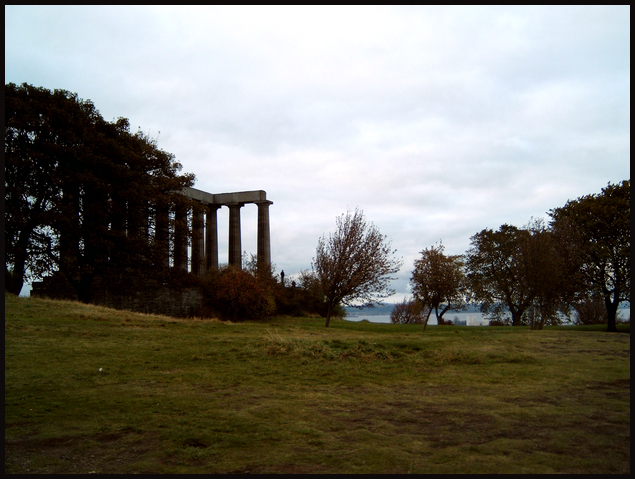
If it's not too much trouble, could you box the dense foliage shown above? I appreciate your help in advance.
[410,244,467,325]
[5,83,195,301]
[200,266,275,321]
[548,180,630,332]
[198,256,331,321]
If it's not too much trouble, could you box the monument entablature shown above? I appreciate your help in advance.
[183,187,268,206]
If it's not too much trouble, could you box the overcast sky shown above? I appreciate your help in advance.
[5,5,630,301]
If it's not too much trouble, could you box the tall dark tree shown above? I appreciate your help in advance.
[548,180,630,332]
[5,83,93,294]
[465,224,534,326]
[519,219,570,329]
[5,82,195,301]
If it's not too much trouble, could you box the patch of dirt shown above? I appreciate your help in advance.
[585,378,630,390]
[314,392,630,472]
[574,349,630,357]
[4,431,159,474]
[225,463,325,474]
[581,379,631,400]
[502,396,560,406]
[318,401,501,446]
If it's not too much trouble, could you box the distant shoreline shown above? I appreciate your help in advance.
[345,303,630,316]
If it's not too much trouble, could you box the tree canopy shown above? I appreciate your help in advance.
[516,219,571,329]
[464,224,535,326]
[461,181,629,330]
[410,244,467,325]
[548,180,630,332]
[306,208,403,327]
[5,82,195,301]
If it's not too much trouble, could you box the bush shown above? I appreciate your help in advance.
[390,298,428,324]
[270,283,321,317]
[295,269,344,318]
[243,254,331,318]
[201,266,275,321]
[488,318,508,326]
[573,296,608,325]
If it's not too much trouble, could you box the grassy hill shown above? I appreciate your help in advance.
[5,293,630,473]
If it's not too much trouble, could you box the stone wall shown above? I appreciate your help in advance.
[31,273,204,318]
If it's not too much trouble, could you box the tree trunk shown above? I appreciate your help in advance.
[605,293,619,332]
[422,308,432,333]
[76,273,94,304]
[511,306,525,326]
[434,306,444,325]
[325,303,333,328]
[5,265,24,295]
[7,225,36,295]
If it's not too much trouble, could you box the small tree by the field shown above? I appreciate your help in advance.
[409,244,468,325]
[308,208,403,327]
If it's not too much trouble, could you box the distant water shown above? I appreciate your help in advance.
[344,312,485,325]
[345,309,631,325]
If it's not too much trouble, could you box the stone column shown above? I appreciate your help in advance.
[191,204,205,276]
[173,203,188,271]
[227,203,244,269]
[60,185,80,275]
[205,205,220,272]
[154,204,170,268]
[139,201,150,242]
[256,200,273,273]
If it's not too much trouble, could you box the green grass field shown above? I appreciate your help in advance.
[5,293,630,473]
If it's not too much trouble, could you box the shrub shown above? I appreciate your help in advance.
[390,298,428,324]
[201,266,275,321]
[573,295,608,325]
[488,318,507,326]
